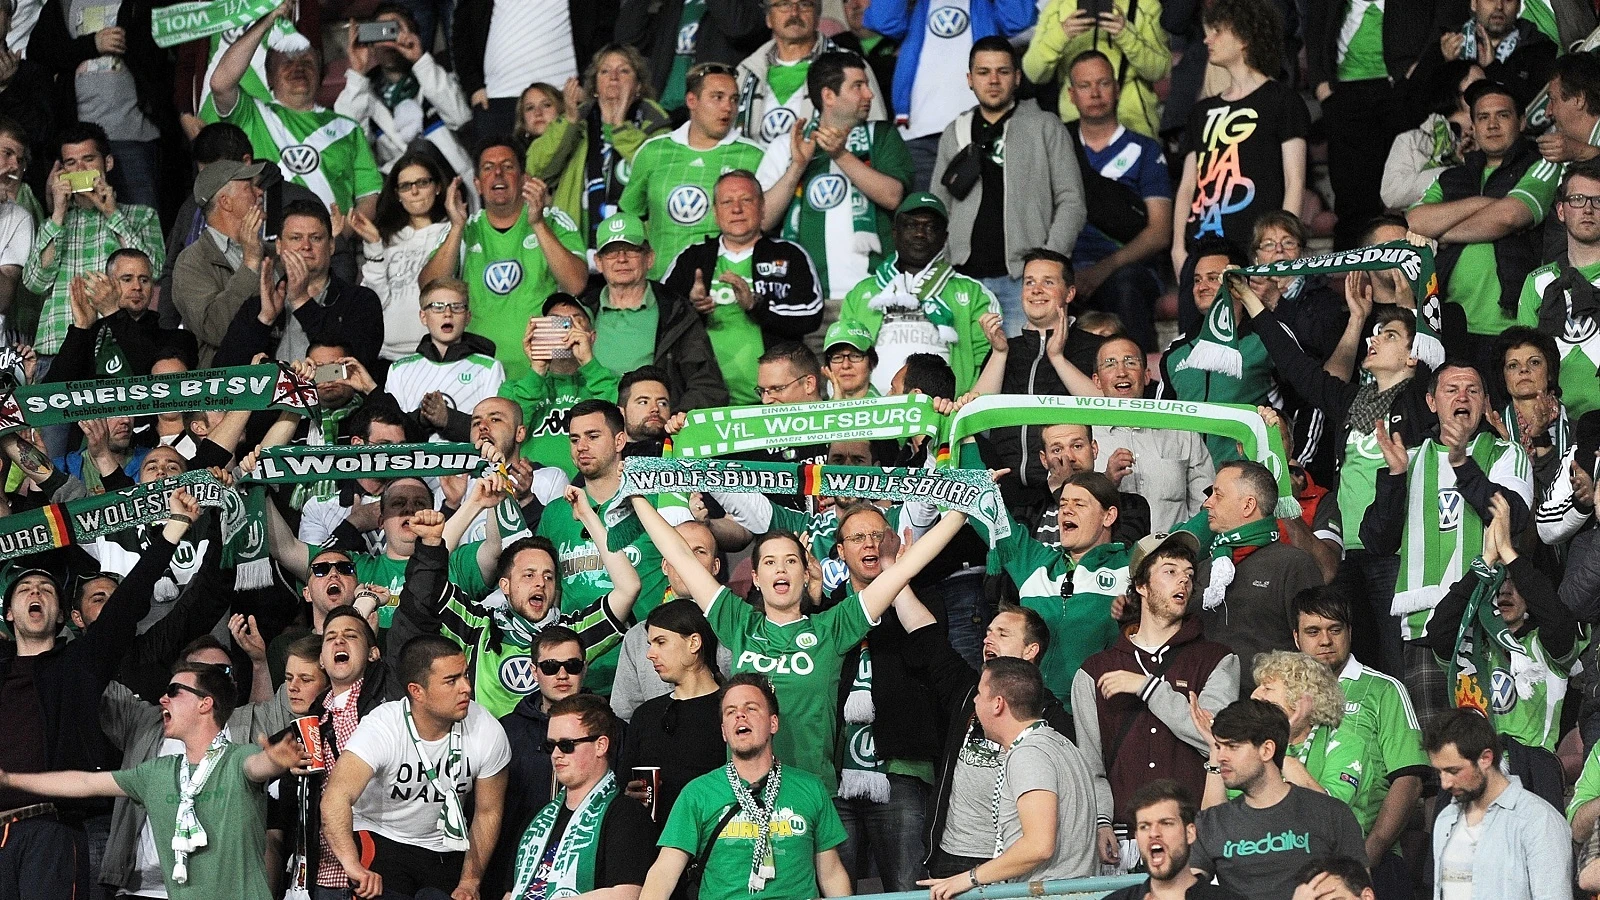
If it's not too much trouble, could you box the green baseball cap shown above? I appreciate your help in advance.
[596,213,647,252]
[895,192,948,221]
[824,319,874,353]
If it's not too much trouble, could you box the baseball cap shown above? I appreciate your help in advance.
[1127,530,1201,585]
[895,192,948,221]
[192,160,266,206]
[824,319,874,353]
[596,213,647,253]
[541,292,582,315]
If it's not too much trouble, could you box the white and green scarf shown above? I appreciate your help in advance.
[172,731,229,884]
[509,769,619,900]
[151,0,310,50]
[991,720,1045,857]
[665,395,940,459]
[1182,241,1445,378]
[1392,435,1525,638]
[1448,558,1547,714]
[403,698,470,851]
[728,761,783,892]
[868,252,959,343]
[839,644,889,803]
[1201,517,1281,610]
[783,121,881,277]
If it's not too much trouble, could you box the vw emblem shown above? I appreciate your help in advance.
[928,5,970,37]
[762,107,798,143]
[807,174,848,211]
[280,144,320,175]
[676,20,700,54]
[667,185,709,225]
[1437,487,1464,531]
[1489,668,1517,715]
[483,260,524,295]
[1567,315,1598,344]
[499,655,538,694]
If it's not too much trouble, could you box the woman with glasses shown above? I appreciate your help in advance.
[347,150,452,365]
[527,46,673,247]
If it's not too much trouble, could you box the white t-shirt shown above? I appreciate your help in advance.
[0,202,35,269]
[1439,819,1479,900]
[342,701,512,851]
[483,0,577,98]
[903,0,975,140]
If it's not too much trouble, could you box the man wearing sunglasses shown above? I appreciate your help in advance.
[505,694,656,900]
[0,662,308,900]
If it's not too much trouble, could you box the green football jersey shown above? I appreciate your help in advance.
[200,94,381,215]
[1519,260,1600,418]
[306,542,489,629]
[460,206,586,383]
[707,248,764,404]
[439,590,624,717]
[706,585,873,795]
[619,124,764,278]
[658,762,846,900]
[1338,658,1429,841]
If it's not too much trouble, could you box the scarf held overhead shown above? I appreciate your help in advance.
[667,395,941,458]
[1181,241,1445,378]
[150,0,312,50]
[0,470,245,564]
[946,394,1300,518]
[246,443,492,483]
[0,363,320,433]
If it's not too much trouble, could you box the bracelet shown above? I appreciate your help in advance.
[167,513,195,525]
[968,867,980,888]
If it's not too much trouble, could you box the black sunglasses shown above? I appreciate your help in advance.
[311,560,357,578]
[165,682,212,701]
[540,734,604,754]
[537,657,585,676]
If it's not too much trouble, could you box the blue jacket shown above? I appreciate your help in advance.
[863,0,1037,123]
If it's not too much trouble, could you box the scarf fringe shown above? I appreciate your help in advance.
[1177,339,1244,379]
[234,556,273,591]
[1511,652,1550,700]
[267,19,311,52]
[1275,496,1302,519]
[1202,554,1233,610]
[1391,585,1444,617]
[838,769,891,803]
[843,690,874,724]
[853,232,881,256]
[1412,332,1445,371]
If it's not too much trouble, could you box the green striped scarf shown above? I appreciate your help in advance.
[509,769,617,899]
[1447,558,1546,716]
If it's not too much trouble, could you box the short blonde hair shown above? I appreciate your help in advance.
[1251,650,1344,730]
[420,277,469,307]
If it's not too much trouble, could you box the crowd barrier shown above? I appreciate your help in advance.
[852,875,1148,900]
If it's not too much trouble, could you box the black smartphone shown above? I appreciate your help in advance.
[355,20,400,43]
[1077,0,1110,16]
[263,178,283,245]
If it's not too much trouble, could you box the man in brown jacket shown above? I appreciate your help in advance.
[169,160,267,365]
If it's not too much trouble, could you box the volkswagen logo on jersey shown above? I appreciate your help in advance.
[500,655,539,695]
[929,6,970,37]
[281,144,321,175]
[1437,487,1464,531]
[484,260,524,295]
[1489,668,1517,715]
[762,107,798,144]
[676,20,700,53]
[807,174,848,210]
[667,185,710,224]
[1567,314,1598,344]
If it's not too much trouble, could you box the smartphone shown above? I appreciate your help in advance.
[355,20,400,43]
[527,316,575,360]
[314,362,349,383]
[62,170,98,193]
[263,177,283,244]
[1077,0,1110,15]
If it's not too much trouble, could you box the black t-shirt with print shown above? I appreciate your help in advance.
[1180,79,1311,253]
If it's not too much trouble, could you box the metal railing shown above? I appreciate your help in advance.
[852,875,1148,900]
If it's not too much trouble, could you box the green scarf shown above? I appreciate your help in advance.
[247,443,490,483]
[782,120,881,292]
[150,0,311,50]
[509,769,619,900]
[1449,558,1546,715]
[867,252,959,343]
[1200,517,1280,610]
[667,395,940,458]
[377,73,421,112]
[610,457,1008,546]
[839,644,888,803]
[946,394,1300,518]
[172,730,229,885]
[225,485,272,590]
[0,470,245,563]
[93,326,129,377]
[1393,435,1529,641]
[727,761,782,892]
[1183,240,1445,377]
[0,363,319,434]
[402,698,469,851]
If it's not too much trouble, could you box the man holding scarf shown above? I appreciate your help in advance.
[1361,362,1533,727]
[1193,460,1321,697]
[638,673,851,900]
[757,51,910,301]
[508,694,655,900]
[1422,492,1581,808]
[840,193,999,395]
[0,662,308,900]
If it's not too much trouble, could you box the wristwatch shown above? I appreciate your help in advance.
[1203,762,1222,775]
[968,868,981,888]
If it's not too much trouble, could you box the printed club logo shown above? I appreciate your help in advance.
[500,655,538,694]
[849,729,876,767]
[667,185,709,224]
[676,21,700,54]
[762,108,798,144]
[484,260,523,295]
[1211,298,1236,342]
[104,355,123,374]
[928,6,969,37]
[796,632,818,649]
[1096,570,1115,591]
[280,144,320,175]
[1437,487,1463,531]
[807,174,848,210]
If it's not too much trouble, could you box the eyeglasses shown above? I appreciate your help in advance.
[165,682,212,701]
[311,560,357,578]
[1254,239,1300,253]
[828,351,868,365]
[423,301,468,313]
[1098,355,1144,371]
[397,176,436,194]
[540,733,604,754]
[1564,194,1600,209]
[537,657,586,676]
[768,0,818,10]
[841,529,887,546]
[755,376,807,399]
[691,63,737,78]
[599,245,645,259]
